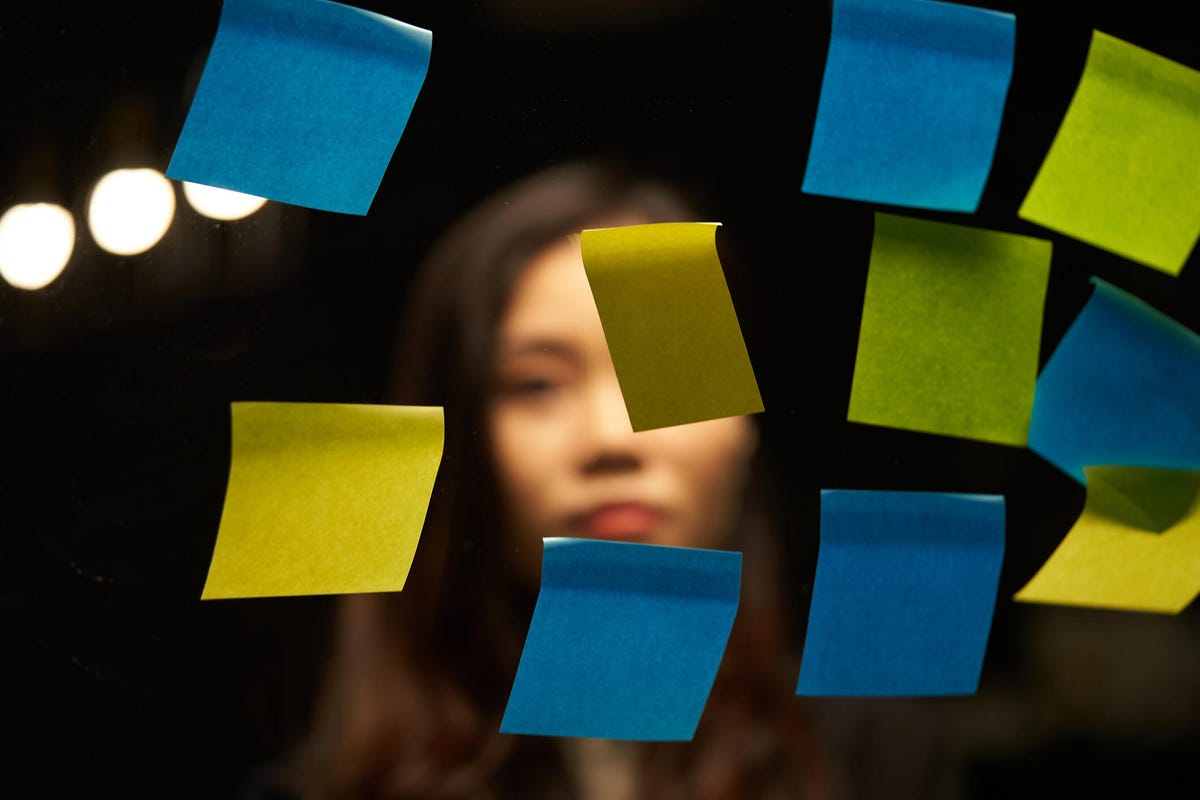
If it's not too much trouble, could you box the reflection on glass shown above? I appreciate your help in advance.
[87,168,176,255]
[0,202,76,290]
[182,181,268,221]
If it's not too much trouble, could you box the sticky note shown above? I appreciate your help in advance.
[797,490,1005,696]
[501,538,740,740]
[167,0,432,215]
[801,0,1015,212]
[847,213,1051,446]
[1015,466,1200,614]
[579,223,763,431]
[1028,278,1200,484]
[1019,31,1200,275]
[202,402,444,599]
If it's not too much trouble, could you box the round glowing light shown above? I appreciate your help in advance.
[0,203,76,290]
[182,181,268,221]
[87,168,176,255]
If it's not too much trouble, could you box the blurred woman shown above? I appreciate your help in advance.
[280,160,828,799]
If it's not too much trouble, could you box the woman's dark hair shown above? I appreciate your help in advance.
[284,160,828,799]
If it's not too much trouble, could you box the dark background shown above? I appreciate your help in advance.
[2,1,1198,796]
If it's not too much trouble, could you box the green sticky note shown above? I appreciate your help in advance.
[580,223,763,431]
[1019,30,1200,276]
[1015,465,1200,614]
[202,402,444,599]
[847,213,1051,447]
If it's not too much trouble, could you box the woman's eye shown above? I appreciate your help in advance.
[513,378,556,395]
[496,374,562,399]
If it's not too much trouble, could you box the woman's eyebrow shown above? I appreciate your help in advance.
[495,338,582,363]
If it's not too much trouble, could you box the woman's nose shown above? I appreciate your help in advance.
[578,372,642,475]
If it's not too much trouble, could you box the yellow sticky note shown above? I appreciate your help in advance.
[1018,31,1200,276]
[579,222,763,431]
[202,402,444,599]
[847,213,1052,447]
[1015,465,1200,614]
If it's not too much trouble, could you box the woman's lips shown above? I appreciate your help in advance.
[578,503,662,541]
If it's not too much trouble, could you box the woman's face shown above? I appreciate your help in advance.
[488,236,759,584]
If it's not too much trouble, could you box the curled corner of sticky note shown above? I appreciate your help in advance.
[1085,465,1200,533]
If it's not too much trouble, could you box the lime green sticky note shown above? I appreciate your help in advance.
[847,213,1051,447]
[1018,30,1200,276]
[580,223,763,431]
[1015,466,1200,614]
[202,402,444,599]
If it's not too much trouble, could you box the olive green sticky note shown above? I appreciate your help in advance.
[1015,465,1200,614]
[202,402,444,599]
[847,213,1051,447]
[580,223,763,431]
[1019,30,1200,276]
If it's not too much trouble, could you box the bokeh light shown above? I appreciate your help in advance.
[0,203,76,290]
[87,168,176,255]
[182,181,268,221]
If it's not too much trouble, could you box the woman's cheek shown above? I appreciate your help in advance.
[492,408,561,511]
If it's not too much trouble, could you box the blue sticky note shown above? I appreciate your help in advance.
[1029,278,1200,484]
[501,538,741,741]
[797,490,1005,696]
[801,0,1015,212]
[167,0,432,215]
